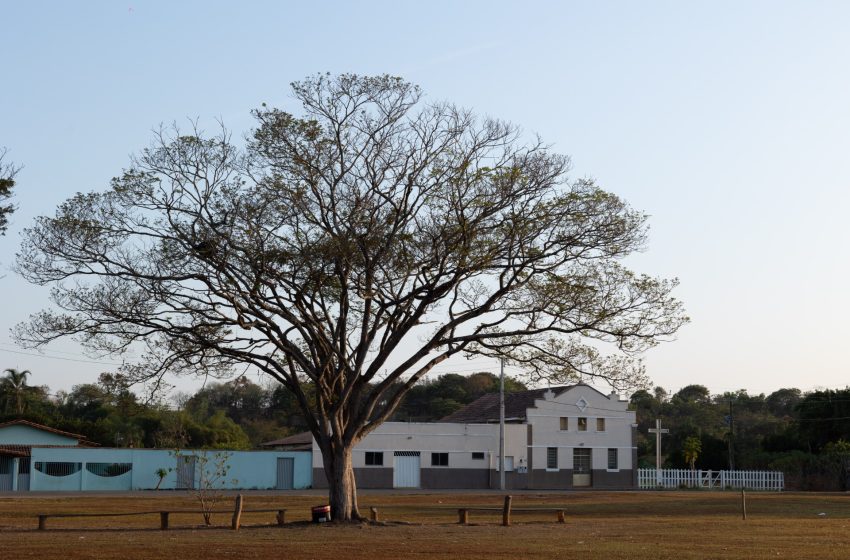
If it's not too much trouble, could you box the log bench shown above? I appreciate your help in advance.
[36,508,287,530]
[366,496,565,527]
[457,507,565,525]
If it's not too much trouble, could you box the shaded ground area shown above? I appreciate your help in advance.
[1,491,849,559]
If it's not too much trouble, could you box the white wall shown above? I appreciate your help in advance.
[310,385,635,475]
[312,422,529,470]
[526,385,635,471]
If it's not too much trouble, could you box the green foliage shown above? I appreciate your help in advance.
[0,368,517,448]
[0,368,32,415]
[796,389,850,453]
[629,385,850,489]
[393,371,527,421]
[823,439,850,457]
[682,436,702,470]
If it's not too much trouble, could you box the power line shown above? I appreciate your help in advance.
[795,416,850,422]
[0,347,124,367]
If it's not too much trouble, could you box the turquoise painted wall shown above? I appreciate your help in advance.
[29,448,312,491]
[0,425,79,445]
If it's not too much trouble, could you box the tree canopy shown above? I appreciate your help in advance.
[15,74,687,520]
[1,368,31,415]
[0,147,20,236]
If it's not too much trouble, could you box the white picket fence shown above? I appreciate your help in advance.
[638,468,784,491]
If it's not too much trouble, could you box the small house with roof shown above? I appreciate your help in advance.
[311,384,637,490]
[0,420,95,491]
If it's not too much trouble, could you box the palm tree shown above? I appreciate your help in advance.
[683,436,702,471]
[2,368,31,415]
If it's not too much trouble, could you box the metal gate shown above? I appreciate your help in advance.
[573,448,591,487]
[17,458,30,491]
[393,451,420,488]
[176,455,197,489]
[276,457,295,490]
[0,457,30,491]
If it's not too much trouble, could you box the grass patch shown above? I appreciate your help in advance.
[1,491,848,559]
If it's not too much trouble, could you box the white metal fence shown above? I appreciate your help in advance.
[638,468,784,491]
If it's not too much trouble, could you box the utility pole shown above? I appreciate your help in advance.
[728,397,735,471]
[648,419,669,485]
[499,358,505,491]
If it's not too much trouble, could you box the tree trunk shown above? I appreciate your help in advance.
[321,442,361,522]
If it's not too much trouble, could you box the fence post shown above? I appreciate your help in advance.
[458,509,468,525]
[276,510,286,526]
[38,515,46,530]
[231,493,244,531]
[741,489,747,520]
[557,510,565,523]
[160,511,169,530]
[502,495,512,526]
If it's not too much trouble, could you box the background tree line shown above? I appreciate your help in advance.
[0,369,526,449]
[631,384,850,490]
[4,369,849,490]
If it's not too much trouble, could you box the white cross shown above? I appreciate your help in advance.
[648,419,669,483]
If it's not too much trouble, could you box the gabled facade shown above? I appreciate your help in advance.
[521,385,637,489]
[312,384,637,490]
[0,420,93,492]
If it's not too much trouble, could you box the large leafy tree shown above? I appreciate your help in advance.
[15,74,687,520]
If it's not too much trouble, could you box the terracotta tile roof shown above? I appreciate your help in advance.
[0,419,88,441]
[0,445,31,457]
[438,386,575,423]
[260,431,313,449]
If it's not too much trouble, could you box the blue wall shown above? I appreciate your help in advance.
[29,448,312,491]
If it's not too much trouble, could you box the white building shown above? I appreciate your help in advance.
[312,384,637,490]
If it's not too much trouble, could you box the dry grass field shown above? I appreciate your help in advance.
[1,491,849,559]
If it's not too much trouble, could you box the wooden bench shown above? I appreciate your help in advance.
[457,507,565,525]
[36,507,287,530]
[457,497,565,526]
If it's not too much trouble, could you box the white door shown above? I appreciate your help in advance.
[393,451,421,488]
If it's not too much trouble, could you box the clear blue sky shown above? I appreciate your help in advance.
[2,0,849,397]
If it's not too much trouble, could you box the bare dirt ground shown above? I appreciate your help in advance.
[1,491,848,559]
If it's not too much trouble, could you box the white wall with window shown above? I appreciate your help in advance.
[308,384,636,488]
[316,422,529,471]
[527,385,635,473]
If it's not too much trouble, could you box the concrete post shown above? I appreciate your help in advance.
[11,458,19,491]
